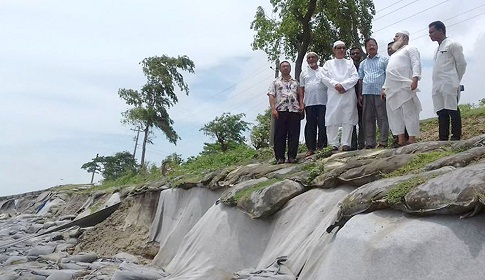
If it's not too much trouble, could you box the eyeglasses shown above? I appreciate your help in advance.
[350,52,360,55]
[335,46,346,50]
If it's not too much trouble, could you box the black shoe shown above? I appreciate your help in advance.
[287,158,297,163]
[276,158,285,164]
[365,145,375,149]
[331,146,339,151]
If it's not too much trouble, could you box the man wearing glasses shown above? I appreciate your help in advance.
[321,41,359,151]
[358,38,390,149]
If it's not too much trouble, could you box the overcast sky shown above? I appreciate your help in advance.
[1,0,484,196]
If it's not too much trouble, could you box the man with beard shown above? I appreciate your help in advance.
[382,31,422,146]
[358,38,390,149]
[321,41,359,151]
[387,41,395,56]
[300,52,328,157]
[268,61,302,164]
[387,40,409,147]
[429,20,467,141]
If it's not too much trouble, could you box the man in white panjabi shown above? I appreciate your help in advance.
[382,30,422,146]
[321,40,359,151]
[429,20,467,141]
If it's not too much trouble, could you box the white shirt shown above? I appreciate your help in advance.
[300,66,328,106]
[321,58,359,126]
[432,38,467,112]
[383,45,422,111]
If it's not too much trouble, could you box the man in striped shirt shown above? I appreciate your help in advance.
[358,38,390,148]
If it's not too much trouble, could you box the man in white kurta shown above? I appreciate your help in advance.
[321,41,359,151]
[429,20,467,141]
[382,31,422,146]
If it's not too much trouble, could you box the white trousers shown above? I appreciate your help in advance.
[327,124,353,147]
[387,98,420,136]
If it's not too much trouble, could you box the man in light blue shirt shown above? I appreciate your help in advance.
[358,38,390,148]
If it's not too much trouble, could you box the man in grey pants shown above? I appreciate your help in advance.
[358,38,390,148]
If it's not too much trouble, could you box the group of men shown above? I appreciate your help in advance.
[268,21,467,164]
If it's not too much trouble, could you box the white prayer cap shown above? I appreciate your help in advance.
[333,40,345,48]
[397,30,410,37]
[307,51,318,58]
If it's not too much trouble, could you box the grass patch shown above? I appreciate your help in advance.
[169,145,272,179]
[88,145,273,191]
[303,162,325,184]
[386,150,455,177]
[316,146,335,159]
[385,176,433,205]
[53,184,94,193]
[233,178,281,203]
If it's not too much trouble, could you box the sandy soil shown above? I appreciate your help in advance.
[74,192,160,264]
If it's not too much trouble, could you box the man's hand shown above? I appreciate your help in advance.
[381,89,386,100]
[271,108,279,119]
[357,94,363,107]
[411,77,418,91]
[335,83,345,94]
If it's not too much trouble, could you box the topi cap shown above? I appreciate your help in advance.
[333,40,345,48]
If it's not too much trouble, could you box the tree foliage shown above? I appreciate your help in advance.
[119,55,195,167]
[200,112,251,153]
[81,151,138,182]
[160,153,183,175]
[251,0,375,79]
[250,107,272,149]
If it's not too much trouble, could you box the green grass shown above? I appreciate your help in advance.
[169,145,273,178]
[303,162,325,184]
[90,145,274,190]
[385,150,455,178]
[316,146,335,159]
[233,178,281,203]
[385,176,436,205]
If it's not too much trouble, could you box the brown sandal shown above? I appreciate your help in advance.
[305,150,314,157]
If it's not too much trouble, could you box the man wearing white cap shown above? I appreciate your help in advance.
[300,52,328,156]
[321,40,359,151]
[429,20,467,141]
[382,30,422,146]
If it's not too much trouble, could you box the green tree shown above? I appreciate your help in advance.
[81,151,138,181]
[250,107,272,149]
[251,0,374,80]
[200,112,251,153]
[119,55,195,168]
[161,153,183,175]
